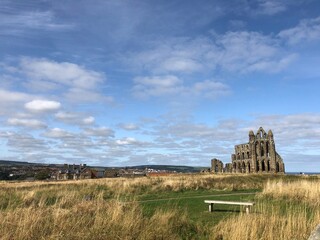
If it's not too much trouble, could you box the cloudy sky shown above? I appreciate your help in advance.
[0,0,320,171]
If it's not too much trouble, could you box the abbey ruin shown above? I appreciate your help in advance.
[211,127,285,174]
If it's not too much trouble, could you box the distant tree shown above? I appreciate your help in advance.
[35,170,50,180]
[0,170,9,180]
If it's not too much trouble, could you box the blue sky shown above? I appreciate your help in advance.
[0,0,320,171]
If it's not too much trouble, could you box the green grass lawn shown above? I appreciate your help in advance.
[136,189,258,226]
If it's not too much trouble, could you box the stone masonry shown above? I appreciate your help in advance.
[212,127,285,174]
[211,158,224,173]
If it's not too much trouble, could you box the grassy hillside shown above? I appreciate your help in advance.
[0,174,319,239]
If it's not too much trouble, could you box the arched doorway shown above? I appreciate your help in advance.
[242,162,245,173]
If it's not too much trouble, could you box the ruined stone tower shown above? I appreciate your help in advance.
[230,127,285,173]
[211,158,223,173]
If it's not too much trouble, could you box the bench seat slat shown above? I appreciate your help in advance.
[204,200,254,206]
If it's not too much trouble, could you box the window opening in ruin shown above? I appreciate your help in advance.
[256,160,259,171]
[242,152,245,160]
[267,161,270,171]
[276,162,280,172]
[262,160,266,171]
[247,151,250,158]
[248,162,251,173]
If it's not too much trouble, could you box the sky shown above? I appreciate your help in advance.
[0,0,320,171]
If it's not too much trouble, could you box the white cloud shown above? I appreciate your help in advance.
[25,99,61,112]
[83,116,95,125]
[160,58,202,73]
[116,137,140,145]
[228,20,247,30]
[192,80,231,99]
[0,10,73,36]
[83,127,114,137]
[128,38,210,74]
[213,31,289,73]
[118,123,139,131]
[0,131,49,153]
[256,0,286,15]
[43,128,74,138]
[250,113,320,142]
[55,111,77,121]
[1,11,70,30]
[132,75,231,100]
[0,57,114,104]
[7,118,47,129]
[1,57,113,105]
[1,112,319,169]
[65,87,114,103]
[244,54,298,73]
[0,88,35,116]
[132,75,183,98]
[0,88,32,103]
[128,30,295,76]
[23,79,60,92]
[55,112,95,125]
[134,75,182,87]
[20,58,104,90]
[279,16,320,45]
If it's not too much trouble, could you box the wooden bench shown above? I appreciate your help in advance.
[204,200,254,214]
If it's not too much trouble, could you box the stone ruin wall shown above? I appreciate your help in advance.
[211,127,285,174]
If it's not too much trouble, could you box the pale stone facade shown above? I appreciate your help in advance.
[211,158,224,173]
[230,127,285,173]
[211,127,285,174]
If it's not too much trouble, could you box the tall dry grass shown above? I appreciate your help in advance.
[212,204,320,240]
[211,178,320,240]
[0,174,270,240]
[0,187,202,240]
[261,179,320,206]
[0,173,292,194]
[0,174,318,240]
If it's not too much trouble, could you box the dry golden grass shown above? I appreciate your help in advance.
[0,173,284,192]
[0,188,201,240]
[261,178,320,206]
[0,175,217,239]
[211,178,320,240]
[211,204,320,240]
[0,174,319,240]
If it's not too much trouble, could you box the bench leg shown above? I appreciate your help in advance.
[246,206,250,214]
[209,203,214,212]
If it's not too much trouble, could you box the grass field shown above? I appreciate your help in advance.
[0,174,319,239]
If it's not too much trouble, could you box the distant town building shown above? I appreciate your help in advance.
[55,164,96,180]
[104,168,120,178]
